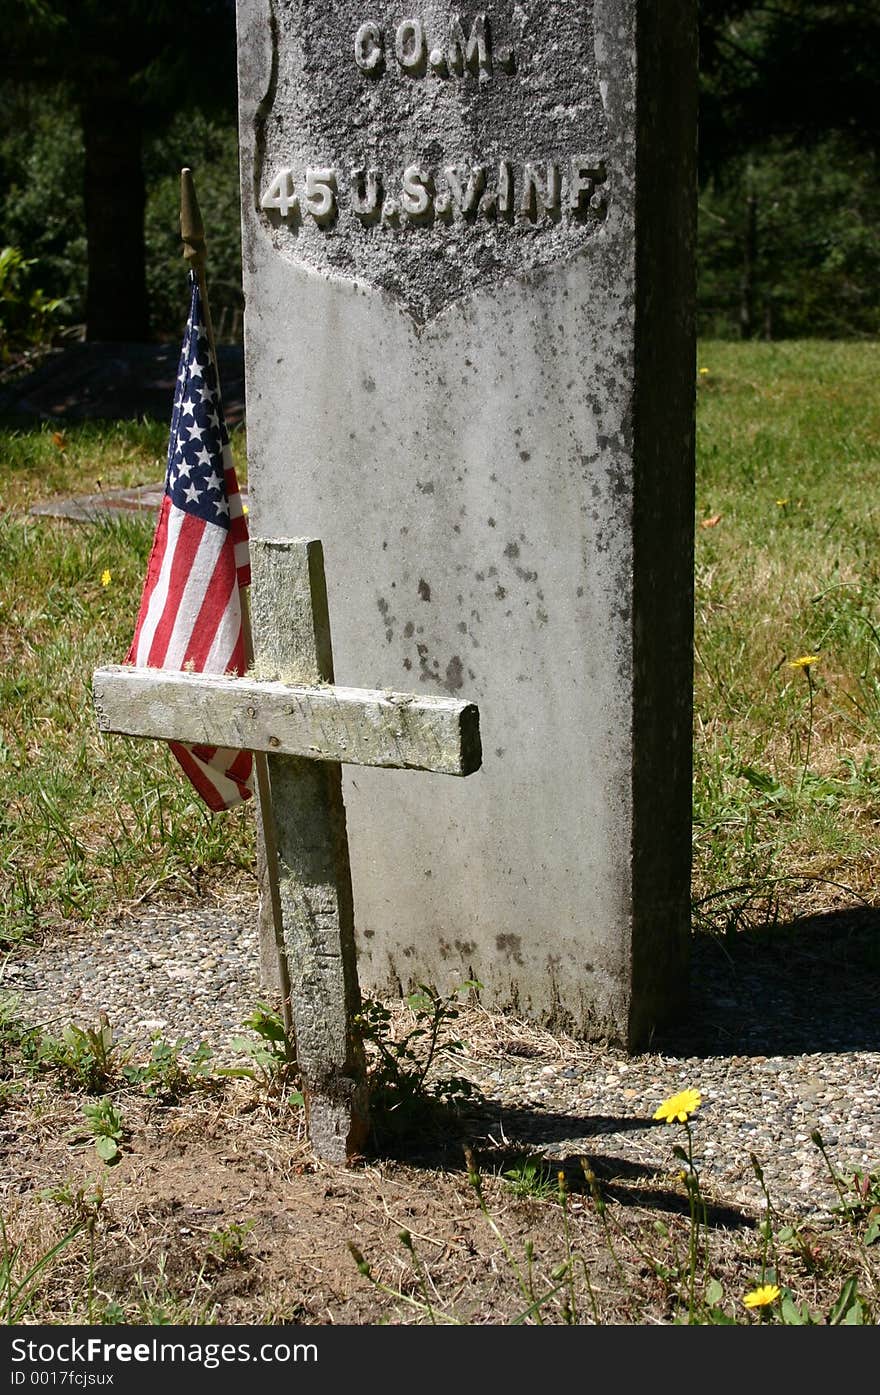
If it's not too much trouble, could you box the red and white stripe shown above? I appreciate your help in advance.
[126,447,253,812]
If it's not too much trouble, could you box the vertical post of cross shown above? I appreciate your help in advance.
[249,537,370,1162]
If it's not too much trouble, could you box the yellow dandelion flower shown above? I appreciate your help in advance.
[742,1284,780,1310]
[775,498,789,506]
[242,503,249,516]
[788,654,819,669]
[653,1087,701,1124]
[698,367,710,376]
[100,569,112,588]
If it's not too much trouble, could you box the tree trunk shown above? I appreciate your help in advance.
[81,96,149,341]
[739,186,758,340]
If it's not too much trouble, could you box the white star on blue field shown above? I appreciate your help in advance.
[165,276,232,529]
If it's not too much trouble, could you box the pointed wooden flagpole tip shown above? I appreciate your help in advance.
[180,167,206,273]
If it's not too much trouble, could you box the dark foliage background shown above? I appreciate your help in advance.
[2,1,879,344]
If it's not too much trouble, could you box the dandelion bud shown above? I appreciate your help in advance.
[346,1241,371,1276]
[463,1145,483,1197]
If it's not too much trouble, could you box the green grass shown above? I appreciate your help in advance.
[693,341,880,927]
[0,418,253,946]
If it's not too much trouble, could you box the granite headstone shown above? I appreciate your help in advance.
[235,1,697,1046]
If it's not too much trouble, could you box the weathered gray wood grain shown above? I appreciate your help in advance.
[249,537,368,1164]
[92,666,481,776]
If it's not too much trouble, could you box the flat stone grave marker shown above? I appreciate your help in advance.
[93,536,482,1162]
[235,3,698,1046]
[30,482,250,525]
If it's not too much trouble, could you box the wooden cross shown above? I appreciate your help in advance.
[92,537,481,1164]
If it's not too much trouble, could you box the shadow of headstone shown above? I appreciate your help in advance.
[657,906,880,1057]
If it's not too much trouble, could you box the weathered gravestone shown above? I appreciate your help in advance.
[235,3,697,1046]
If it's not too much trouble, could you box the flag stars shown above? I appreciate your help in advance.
[128,277,251,815]
[161,286,238,532]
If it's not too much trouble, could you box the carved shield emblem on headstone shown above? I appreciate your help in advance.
[251,5,612,323]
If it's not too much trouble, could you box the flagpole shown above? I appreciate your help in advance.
[179,167,294,1044]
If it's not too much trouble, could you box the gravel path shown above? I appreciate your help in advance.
[4,897,879,1222]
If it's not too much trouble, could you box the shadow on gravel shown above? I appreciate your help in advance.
[658,905,880,1058]
[371,1129,754,1229]
[481,1147,752,1227]
[368,1102,645,1169]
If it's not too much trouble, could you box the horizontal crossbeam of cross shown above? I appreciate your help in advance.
[92,666,481,776]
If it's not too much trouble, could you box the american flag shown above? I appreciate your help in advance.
[126,272,253,811]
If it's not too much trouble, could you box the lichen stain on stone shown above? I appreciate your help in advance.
[376,594,396,641]
[416,480,435,494]
[417,578,431,601]
[496,932,524,966]
[504,541,520,560]
[444,655,464,691]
